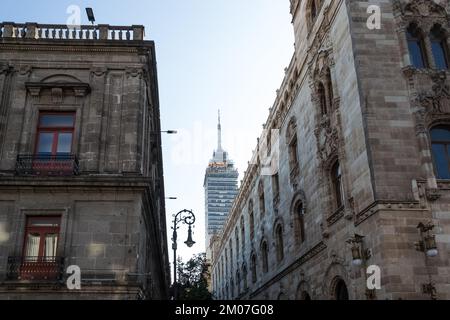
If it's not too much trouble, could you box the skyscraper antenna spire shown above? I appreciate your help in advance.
[217,109,222,151]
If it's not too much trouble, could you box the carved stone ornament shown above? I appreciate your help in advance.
[426,188,441,201]
[0,63,13,75]
[315,120,339,163]
[26,82,91,98]
[396,0,448,18]
[91,67,107,77]
[413,72,450,134]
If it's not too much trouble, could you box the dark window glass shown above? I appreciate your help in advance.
[311,0,317,21]
[431,126,450,179]
[407,24,427,68]
[262,242,269,273]
[318,82,327,115]
[335,279,349,300]
[296,202,305,243]
[40,114,75,128]
[36,113,75,156]
[331,161,344,209]
[430,25,449,70]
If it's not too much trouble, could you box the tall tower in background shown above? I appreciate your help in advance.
[204,111,238,261]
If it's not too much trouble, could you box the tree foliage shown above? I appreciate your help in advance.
[172,253,212,300]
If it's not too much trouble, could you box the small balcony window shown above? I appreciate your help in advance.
[16,112,79,176]
[7,216,63,281]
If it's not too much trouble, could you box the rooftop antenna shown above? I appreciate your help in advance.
[86,8,96,25]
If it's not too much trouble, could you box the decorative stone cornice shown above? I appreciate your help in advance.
[26,82,91,97]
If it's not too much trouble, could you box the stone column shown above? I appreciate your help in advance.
[83,68,107,172]
[0,65,12,169]
[2,66,31,170]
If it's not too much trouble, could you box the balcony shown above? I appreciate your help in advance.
[16,154,79,176]
[0,22,144,41]
[7,256,65,281]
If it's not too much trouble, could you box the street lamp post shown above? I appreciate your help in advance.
[171,209,196,300]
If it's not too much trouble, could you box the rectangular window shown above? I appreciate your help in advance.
[20,216,61,280]
[36,112,75,156]
[23,216,61,261]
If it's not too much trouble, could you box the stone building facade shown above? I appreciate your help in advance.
[0,22,170,299]
[211,0,450,300]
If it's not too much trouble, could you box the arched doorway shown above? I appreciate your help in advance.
[300,291,311,300]
[334,278,349,300]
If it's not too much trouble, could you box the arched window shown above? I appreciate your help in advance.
[249,200,255,240]
[225,248,229,278]
[236,270,241,295]
[266,130,272,156]
[261,241,269,273]
[275,224,284,262]
[318,82,327,115]
[407,23,428,68]
[240,216,245,249]
[287,118,299,175]
[251,254,257,283]
[331,160,345,209]
[311,0,317,21]
[258,180,265,217]
[335,279,349,300]
[229,242,234,276]
[235,227,239,258]
[242,264,248,290]
[326,68,334,109]
[295,201,305,244]
[431,125,450,179]
[272,173,280,204]
[430,24,449,70]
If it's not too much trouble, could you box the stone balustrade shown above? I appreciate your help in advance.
[0,22,144,41]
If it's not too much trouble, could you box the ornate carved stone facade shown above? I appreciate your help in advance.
[211,0,450,300]
[0,23,170,299]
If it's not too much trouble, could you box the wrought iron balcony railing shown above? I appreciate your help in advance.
[16,154,79,176]
[7,256,65,281]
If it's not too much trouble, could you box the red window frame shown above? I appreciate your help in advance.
[20,216,61,280]
[35,112,75,156]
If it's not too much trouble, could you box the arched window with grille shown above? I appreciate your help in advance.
[235,227,239,258]
[258,180,265,217]
[275,223,284,262]
[242,264,248,290]
[294,200,305,244]
[261,241,269,273]
[240,216,245,249]
[286,117,299,177]
[326,68,334,108]
[407,23,428,68]
[430,24,449,70]
[318,82,328,115]
[331,160,345,210]
[251,253,257,283]
[431,125,450,179]
[249,200,255,240]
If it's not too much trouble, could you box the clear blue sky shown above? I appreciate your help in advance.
[2,0,294,264]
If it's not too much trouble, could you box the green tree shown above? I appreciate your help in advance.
[174,253,212,300]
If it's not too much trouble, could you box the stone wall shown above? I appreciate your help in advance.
[211,0,450,300]
[0,24,169,299]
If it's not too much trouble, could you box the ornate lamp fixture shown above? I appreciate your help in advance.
[346,234,371,267]
[415,222,438,258]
